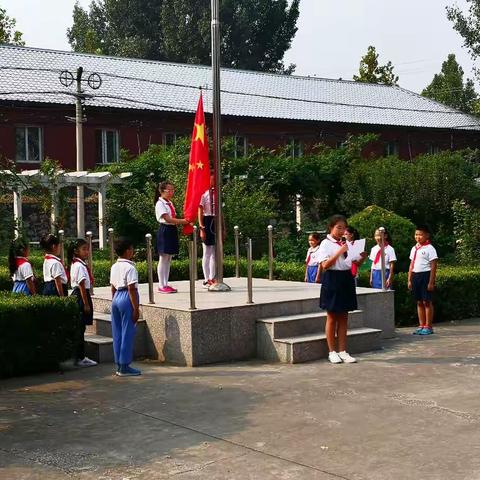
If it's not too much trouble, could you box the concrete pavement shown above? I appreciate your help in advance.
[1,320,480,480]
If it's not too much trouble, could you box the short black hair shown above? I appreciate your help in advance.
[114,237,133,256]
[326,214,347,233]
[415,224,431,234]
[40,234,59,252]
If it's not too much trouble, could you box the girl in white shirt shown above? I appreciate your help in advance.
[154,181,190,294]
[40,234,68,296]
[369,228,397,289]
[304,232,322,283]
[318,215,358,364]
[9,238,36,295]
[68,238,97,367]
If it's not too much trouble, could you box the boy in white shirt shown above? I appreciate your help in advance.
[110,238,141,376]
[408,225,438,335]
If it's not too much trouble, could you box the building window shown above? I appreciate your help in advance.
[96,130,119,164]
[384,141,399,156]
[15,126,42,163]
[427,143,440,155]
[163,132,177,146]
[234,135,248,159]
[288,138,304,158]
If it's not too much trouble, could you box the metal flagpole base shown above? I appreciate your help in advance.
[208,281,231,292]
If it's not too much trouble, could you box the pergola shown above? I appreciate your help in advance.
[1,170,132,249]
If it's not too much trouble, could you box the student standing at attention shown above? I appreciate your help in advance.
[344,226,367,286]
[408,225,438,335]
[304,232,322,283]
[110,238,141,376]
[9,238,36,295]
[40,234,68,296]
[369,228,397,289]
[154,181,189,294]
[318,215,358,364]
[198,175,216,288]
[68,239,97,367]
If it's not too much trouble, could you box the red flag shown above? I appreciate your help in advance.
[183,93,211,235]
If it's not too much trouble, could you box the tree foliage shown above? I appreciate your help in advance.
[0,7,25,45]
[353,46,399,86]
[422,54,478,113]
[67,0,300,73]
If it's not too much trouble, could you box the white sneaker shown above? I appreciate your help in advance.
[328,351,343,364]
[338,351,357,363]
[76,357,98,367]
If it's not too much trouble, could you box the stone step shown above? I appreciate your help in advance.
[84,334,114,363]
[272,328,382,364]
[258,310,364,339]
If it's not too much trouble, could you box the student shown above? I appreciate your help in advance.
[344,226,367,285]
[369,228,397,289]
[408,225,438,335]
[154,181,189,294]
[304,232,322,283]
[9,238,36,295]
[110,238,141,376]
[318,215,358,364]
[198,175,216,287]
[68,239,97,367]
[40,234,68,296]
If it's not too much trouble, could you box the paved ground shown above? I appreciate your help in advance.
[1,321,480,480]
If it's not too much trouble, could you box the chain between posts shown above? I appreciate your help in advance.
[86,231,94,295]
[145,233,155,304]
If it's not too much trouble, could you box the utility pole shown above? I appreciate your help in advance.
[76,67,85,237]
[209,0,230,292]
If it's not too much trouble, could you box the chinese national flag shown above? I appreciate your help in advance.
[182,93,211,235]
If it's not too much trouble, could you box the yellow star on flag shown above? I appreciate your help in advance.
[196,161,204,169]
[189,163,195,171]
[194,122,205,145]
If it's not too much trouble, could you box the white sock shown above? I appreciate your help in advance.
[158,254,172,288]
[202,244,215,280]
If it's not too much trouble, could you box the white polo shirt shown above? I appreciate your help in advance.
[318,235,350,271]
[410,244,438,273]
[13,258,34,282]
[369,245,397,271]
[199,190,215,216]
[70,258,91,289]
[155,198,176,224]
[306,246,322,266]
[110,259,138,289]
[43,255,68,284]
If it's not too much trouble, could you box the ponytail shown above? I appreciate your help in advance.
[66,238,87,268]
[40,234,59,253]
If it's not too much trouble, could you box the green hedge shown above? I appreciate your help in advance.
[0,293,78,377]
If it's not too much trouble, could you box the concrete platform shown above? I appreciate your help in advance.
[2,320,480,480]
[91,278,394,366]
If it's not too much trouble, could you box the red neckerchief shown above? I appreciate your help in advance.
[373,242,390,266]
[15,257,30,268]
[327,235,348,258]
[306,246,319,265]
[72,257,94,286]
[411,240,431,268]
[164,199,176,218]
[44,254,69,280]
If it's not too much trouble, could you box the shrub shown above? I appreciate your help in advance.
[452,200,480,265]
[0,293,78,377]
[348,205,415,271]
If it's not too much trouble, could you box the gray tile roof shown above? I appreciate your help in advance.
[1,45,480,131]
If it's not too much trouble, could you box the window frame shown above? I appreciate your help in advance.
[15,125,43,163]
[96,129,120,164]
[288,138,304,158]
[234,135,248,159]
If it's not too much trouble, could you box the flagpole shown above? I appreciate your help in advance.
[209,0,230,292]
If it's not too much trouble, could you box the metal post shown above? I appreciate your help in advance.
[145,233,154,304]
[13,188,23,239]
[209,0,230,292]
[246,238,253,304]
[193,226,198,284]
[189,231,197,311]
[108,228,115,265]
[86,230,94,294]
[97,184,107,249]
[234,225,240,278]
[267,225,274,281]
[58,229,65,264]
[379,226,386,291]
[76,66,85,238]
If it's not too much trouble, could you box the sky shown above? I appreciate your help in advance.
[2,0,476,93]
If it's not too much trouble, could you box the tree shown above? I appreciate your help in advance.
[0,7,25,45]
[421,54,478,113]
[353,46,399,86]
[67,0,300,73]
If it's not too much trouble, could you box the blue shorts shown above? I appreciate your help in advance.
[412,271,433,302]
[306,265,319,283]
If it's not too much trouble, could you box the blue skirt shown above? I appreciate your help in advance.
[13,280,31,295]
[320,270,357,313]
[371,269,390,289]
[306,265,319,283]
[203,216,216,246]
[71,287,94,326]
[43,280,68,296]
[156,224,179,255]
